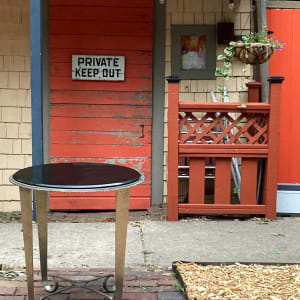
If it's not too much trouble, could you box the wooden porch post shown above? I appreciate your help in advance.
[167,76,180,221]
[246,82,262,103]
[30,0,44,221]
[265,76,284,219]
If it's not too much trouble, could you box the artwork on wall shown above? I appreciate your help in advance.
[181,35,206,70]
[171,25,216,79]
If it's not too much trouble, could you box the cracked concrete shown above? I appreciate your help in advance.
[1,218,300,270]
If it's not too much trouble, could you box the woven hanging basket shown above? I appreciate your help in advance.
[233,43,275,65]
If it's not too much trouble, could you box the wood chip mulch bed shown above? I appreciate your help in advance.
[174,262,300,300]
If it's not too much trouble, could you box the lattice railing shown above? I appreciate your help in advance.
[179,111,268,145]
[167,77,284,221]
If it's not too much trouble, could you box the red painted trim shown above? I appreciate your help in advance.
[214,158,231,205]
[265,80,283,219]
[188,158,205,204]
[179,102,270,113]
[240,158,257,205]
[178,204,266,214]
[167,82,179,221]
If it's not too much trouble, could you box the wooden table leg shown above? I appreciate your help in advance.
[115,188,130,300]
[36,190,58,293]
[19,187,34,300]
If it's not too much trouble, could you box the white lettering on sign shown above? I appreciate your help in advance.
[72,55,125,81]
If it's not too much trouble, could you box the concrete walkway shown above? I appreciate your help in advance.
[1,218,300,269]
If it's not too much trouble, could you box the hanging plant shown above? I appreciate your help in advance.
[215,27,285,94]
[216,27,284,77]
[233,42,274,65]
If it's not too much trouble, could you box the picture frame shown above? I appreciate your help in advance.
[171,25,216,80]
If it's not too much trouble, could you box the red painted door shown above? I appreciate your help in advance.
[49,0,153,209]
[268,9,300,184]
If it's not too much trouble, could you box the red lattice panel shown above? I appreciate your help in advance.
[179,112,268,145]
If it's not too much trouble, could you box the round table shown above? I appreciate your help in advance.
[10,162,144,300]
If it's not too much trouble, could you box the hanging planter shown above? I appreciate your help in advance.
[233,42,275,65]
[215,27,285,80]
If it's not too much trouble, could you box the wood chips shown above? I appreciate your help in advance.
[175,262,300,300]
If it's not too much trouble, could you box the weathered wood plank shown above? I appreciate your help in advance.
[51,185,150,198]
[50,104,152,118]
[50,77,152,92]
[50,144,151,158]
[50,21,153,36]
[50,35,152,51]
[50,0,153,8]
[50,157,151,172]
[50,49,153,64]
[51,129,151,145]
[49,197,151,210]
[50,117,151,131]
[50,6,153,22]
[50,91,152,105]
[51,63,152,78]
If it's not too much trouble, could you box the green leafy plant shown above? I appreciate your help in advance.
[139,285,148,292]
[215,27,285,92]
[172,282,185,293]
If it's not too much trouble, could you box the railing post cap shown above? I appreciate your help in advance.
[246,81,262,87]
[166,76,180,83]
[268,76,285,83]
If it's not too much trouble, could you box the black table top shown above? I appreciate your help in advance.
[10,163,143,192]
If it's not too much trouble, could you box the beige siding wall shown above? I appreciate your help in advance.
[163,0,254,202]
[0,0,31,212]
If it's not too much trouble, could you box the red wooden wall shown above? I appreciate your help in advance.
[268,9,300,184]
[49,0,153,210]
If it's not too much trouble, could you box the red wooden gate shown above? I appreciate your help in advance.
[167,77,283,221]
[267,8,300,184]
[49,0,153,210]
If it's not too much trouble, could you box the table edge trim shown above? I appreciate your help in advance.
[9,175,145,192]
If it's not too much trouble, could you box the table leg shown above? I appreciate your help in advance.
[115,188,130,300]
[19,187,34,300]
[36,190,58,293]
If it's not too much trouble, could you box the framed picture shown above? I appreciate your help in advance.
[171,25,216,80]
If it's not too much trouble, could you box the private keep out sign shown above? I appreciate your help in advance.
[72,55,125,81]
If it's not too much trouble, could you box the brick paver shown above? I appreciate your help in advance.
[0,268,184,300]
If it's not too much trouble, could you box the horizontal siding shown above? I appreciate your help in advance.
[50,104,152,119]
[49,0,153,210]
[50,49,152,64]
[50,20,153,36]
[50,35,153,51]
[50,91,152,105]
[51,185,151,197]
[50,6,153,22]
[50,117,151,131]
[50,131,152,146]
[49,0,153,7]
[49,197,150,210]
[50,144,151,158]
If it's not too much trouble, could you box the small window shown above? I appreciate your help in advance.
[171,25,216,79]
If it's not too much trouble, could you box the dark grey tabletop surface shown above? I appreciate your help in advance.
[11,162,142,190]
